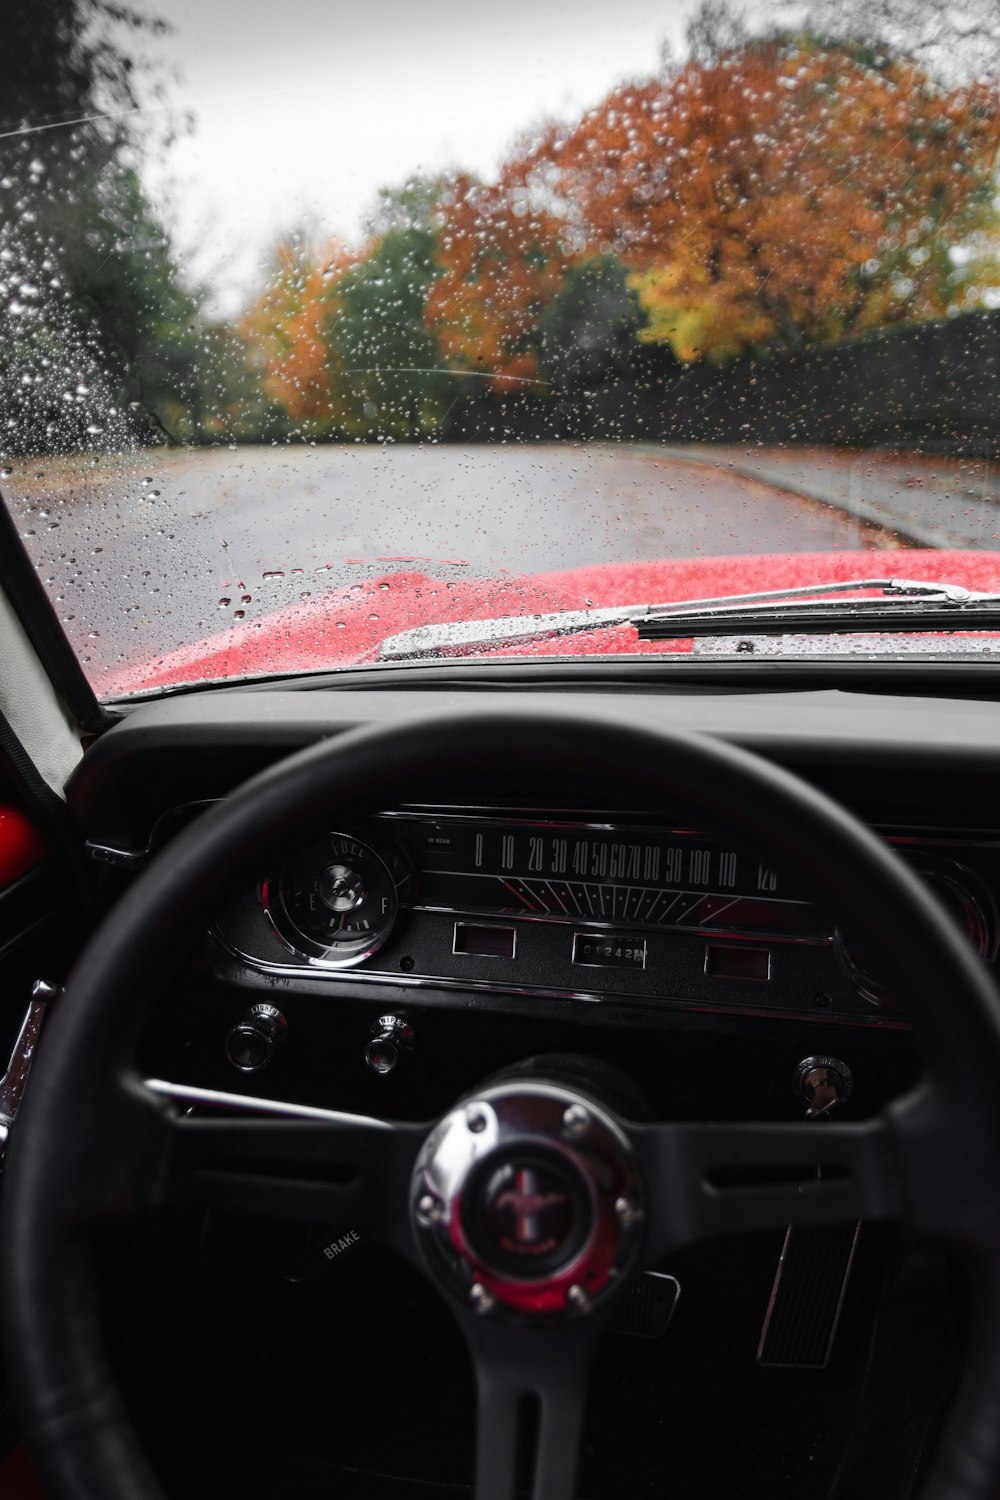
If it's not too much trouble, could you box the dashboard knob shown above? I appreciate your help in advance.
[365,1014,415,1077]
[225,1004,287,1073]
[794,1055,853,1118]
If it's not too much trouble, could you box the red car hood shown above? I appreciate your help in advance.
[97,549,1000,697]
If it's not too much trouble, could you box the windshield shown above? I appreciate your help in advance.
[3,0,1000,696]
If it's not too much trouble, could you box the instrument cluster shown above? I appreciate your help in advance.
[214,808,1000,1027]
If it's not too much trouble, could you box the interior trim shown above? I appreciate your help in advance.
[0,498,110,736]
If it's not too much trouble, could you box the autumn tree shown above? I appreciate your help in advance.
[528,31,1000,362]
[425,166,570,390]
[239,232,354,436]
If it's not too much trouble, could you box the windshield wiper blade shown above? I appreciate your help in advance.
[377,578,1000,661]
[639,576,1000,640]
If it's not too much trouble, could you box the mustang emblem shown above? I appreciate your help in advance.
[492,1167,570,1245]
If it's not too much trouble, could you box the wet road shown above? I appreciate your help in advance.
[4,442,902,687]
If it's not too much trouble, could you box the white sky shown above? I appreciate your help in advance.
[138,0,701,313]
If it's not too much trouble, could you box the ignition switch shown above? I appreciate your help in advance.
[794,1055,853,1119]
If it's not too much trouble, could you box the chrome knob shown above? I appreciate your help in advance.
[317,863,366,912]
[365,1014,415,1076]
[225,1004,287,1073]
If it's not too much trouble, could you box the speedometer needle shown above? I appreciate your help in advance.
[502,880,536,911]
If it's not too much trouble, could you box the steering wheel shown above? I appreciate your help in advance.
[4,706,1000,1500]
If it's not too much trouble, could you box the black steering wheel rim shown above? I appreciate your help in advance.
[5,705,1000,1500]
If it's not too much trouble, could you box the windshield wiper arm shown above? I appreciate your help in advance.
[377,578,1000,661]
[638,576,1000,640]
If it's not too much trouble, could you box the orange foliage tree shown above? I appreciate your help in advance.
[526,35,1000,361]
[238,235,355,430]
[425,167,571,389]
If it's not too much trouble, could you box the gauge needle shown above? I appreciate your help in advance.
[502,879,536,911]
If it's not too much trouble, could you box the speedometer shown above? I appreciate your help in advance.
[266,831,411,966]
[406,816,825,941]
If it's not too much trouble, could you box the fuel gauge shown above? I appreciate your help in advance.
[268,831,408,966]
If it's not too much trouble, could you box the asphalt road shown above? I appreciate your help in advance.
[3,443,905,687]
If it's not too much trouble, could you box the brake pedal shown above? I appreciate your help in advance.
[608,1270,680,1339]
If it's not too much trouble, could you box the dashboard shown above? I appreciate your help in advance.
[67,682,1000,1124]
[73,684,1000,1018]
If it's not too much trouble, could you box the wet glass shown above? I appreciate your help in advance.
[2,0,999,697]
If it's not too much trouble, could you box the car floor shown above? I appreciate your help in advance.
[87,1216,959,1500]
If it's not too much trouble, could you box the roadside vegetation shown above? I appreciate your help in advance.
[2,0,999,452]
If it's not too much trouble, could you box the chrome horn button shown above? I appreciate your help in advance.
[411,1079,644,1321]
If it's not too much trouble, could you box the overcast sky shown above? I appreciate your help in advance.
[138,0,703,313]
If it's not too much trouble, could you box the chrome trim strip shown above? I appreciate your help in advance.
[393,805,1000,844]
[95,795,1000,872]
[85,799,219,869]
[0,989,50,1146]
[143,1077,395,1128]
[213,927,604,1004]
[209,928,900,1028]
[883,828,1000,848]
[379,808,671,834]
[84,841,148,870]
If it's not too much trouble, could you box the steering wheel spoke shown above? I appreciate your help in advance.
[633,1115,899,1258]
[134,1078,424,1253]
[461,1311,607,1500]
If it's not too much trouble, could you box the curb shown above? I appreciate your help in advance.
[621,443,981,552]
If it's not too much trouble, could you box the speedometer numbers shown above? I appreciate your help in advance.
[416,824,819,941]
[268,832,411,966]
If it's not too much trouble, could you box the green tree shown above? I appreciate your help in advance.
[0,0,206,451]
[365,175,449,238]
[326,182,457,439]
[538,255,644,387]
